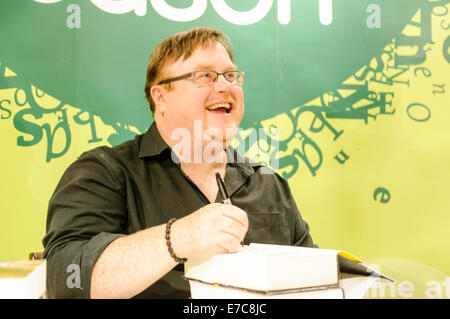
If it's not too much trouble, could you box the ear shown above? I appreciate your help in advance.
[150,85,167,115]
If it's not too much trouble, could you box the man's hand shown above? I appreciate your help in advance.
[170,203,248,259]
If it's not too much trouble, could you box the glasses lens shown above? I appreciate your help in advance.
[193,71,244,85]
[225,71,244,85]
[194,71,216,83]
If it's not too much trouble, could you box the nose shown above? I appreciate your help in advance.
[214,74,232,92]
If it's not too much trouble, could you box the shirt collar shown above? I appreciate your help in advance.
[139,121,263,173]
[139,122,171,158]
[224,146,263,196]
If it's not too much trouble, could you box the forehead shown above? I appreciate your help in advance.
[165,42,236,75]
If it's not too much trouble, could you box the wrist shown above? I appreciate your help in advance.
[165,218,187,263]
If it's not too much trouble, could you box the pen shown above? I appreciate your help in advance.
[215,172,232,205]
[215,171,244,250]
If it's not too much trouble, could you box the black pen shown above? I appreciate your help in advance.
[215,172,231,205]
[216,171,244,249]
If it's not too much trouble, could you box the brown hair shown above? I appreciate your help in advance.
[144,27,234,115]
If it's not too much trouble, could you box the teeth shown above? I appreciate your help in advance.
[207,103,231,110]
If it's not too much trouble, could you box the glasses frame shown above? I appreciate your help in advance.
[158,70,244,86]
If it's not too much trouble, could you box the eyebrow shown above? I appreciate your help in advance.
[194,64,238,71]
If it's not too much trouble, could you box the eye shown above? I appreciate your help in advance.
[196,71,214,81]
[224,72,237,81]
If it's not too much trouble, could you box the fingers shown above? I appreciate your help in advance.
[215,204,248,253]
[219,213,247,241]
[216,237,241,253]
[214,228,244,253]
[172,203,248,259]
[221,205,249,229]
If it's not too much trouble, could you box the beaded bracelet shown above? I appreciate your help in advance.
[165,218,187,263]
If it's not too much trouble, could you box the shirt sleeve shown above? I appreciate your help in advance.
[42,148,127,298]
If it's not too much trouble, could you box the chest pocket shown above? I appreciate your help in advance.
[244,212,291,245]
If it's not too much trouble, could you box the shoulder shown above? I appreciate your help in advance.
[59,134,144,186]
[77,134,143,168]
[252,164,292,193]
[230,149,292,193]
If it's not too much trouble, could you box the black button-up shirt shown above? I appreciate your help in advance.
[43,122,316,298]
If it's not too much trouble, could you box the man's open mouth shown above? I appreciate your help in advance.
[206,103,232,114]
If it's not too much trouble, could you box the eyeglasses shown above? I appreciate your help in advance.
[158,70,245,86]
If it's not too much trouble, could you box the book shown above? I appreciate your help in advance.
[338,273,381,299]
[188,279,345,299]
[185,243,393,298]
[0,260,47,299]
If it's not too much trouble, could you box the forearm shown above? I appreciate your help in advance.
[90,203,248,298]
[90,224,178,299]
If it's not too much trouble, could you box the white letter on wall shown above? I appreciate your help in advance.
[90,0,147,16]
[33,0,63,3]
[319,0,333,25]
[151,0,207,22]
[367,4,381,29]
[66,4,81,29]
[210,0,273,25]
[277,0,291,24]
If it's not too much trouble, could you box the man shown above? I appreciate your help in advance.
[43,27,316,299]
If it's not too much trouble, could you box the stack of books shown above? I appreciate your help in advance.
[0,260,47,299]
[184,243,393,299]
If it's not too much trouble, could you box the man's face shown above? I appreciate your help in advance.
[155,42,245,151]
